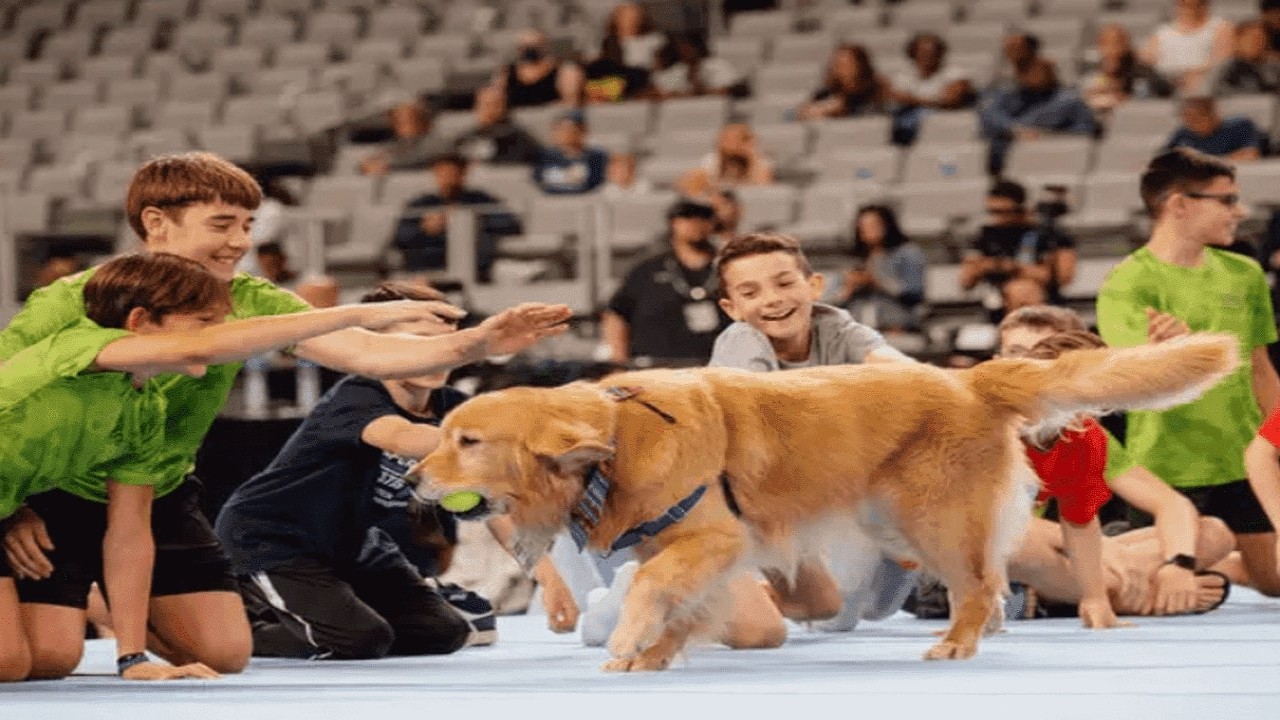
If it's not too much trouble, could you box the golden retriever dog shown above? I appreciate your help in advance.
[411,335,1237,671]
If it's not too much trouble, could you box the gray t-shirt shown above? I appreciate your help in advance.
[708,303,907,371]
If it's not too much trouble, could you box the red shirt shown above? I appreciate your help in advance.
[1259,406,1280,449]
[1024,419,1113,525]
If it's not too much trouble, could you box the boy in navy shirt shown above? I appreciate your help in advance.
[216,283,577,659]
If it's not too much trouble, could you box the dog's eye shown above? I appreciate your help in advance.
[458,435,480,448]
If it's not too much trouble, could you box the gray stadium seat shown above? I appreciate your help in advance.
[79,55,138,83]
[654,96,730,134]
[238,15,300,49]
[41,79,101,111]
[306,174,377,210]
[412,35,473,63]
[729,10,795,38]
[810,116,893,155]
[368,6,428,43]
[1003,136,1095,179]
[735,184,798,231]
[72,105,134,135]
[769,33,834,65]
[814,145,902,184]
[902,141,987,184]
[305,11,361,53]
[584,101,651,137]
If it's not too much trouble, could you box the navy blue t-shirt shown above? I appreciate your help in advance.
[214,376,469,576]
[1165,116,1266,157]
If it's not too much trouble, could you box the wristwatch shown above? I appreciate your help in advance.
[1162,553,1197,571]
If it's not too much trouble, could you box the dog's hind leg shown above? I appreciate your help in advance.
[607,526,746,669]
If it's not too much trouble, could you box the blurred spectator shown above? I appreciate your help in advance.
[794,44,888,121]
[710,189,743,244]
[253,242,340,308]
[1081,24,1172,115]
[701,123,775,187]
[1213,20,1280,94]
[255,241,298,286]
[1165,96,1267,162]
[239,175,297,278]
[837,205,926,332]
[602,200,730,364]
[31,254,86,291]
[960,180,1078,315]
[992,31,1048,90]
[1141,0,1234,95]
[651,33,744,99]
[358,99,448,176]
[887,32,976,145]
[1001,276,1048,314]
[494,29,583,108]
[605,2,664,69]
[600,152,653,198]
[392,153,521,281]
[533,110,608,195]
[454,86,542,166]
[581,35,652,104]
[1265,0,1280,56]
[979,59,1097,174]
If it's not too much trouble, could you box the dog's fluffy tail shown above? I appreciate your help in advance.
[968,333,1240,436]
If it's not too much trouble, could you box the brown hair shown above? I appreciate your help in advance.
[359,280,447,304]
[998,304,1088,335]
[715,232,814,298]
[1024,329,1107,360]
[84,252,232,329]
[125,152,262,240]
[1139,147,1235,219]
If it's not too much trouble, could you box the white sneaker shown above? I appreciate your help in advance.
[580,560,638,647]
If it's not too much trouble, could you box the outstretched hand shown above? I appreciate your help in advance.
[360,300,465,332]
[478,303,572,357]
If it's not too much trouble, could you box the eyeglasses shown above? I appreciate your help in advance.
[1183,191,1241,207]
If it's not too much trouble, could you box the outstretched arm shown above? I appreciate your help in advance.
[94,301,465,377]
[294,303,572,379]
[1108,465,1200,615]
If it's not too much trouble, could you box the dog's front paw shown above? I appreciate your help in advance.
[600,653,674,673]
[608,615,661,660]
[923,640,977,660]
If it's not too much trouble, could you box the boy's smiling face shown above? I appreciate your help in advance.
[718,251,824,348]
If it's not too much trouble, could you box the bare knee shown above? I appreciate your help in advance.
[0,649,32,683]
[27,644,81,680]
[160,626,253,673]
[722,618,787,649]
[1195,517,1235,563]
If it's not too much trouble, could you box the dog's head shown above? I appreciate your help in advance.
[409,384,617,562]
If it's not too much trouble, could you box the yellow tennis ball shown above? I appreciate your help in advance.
[440,491,484,513]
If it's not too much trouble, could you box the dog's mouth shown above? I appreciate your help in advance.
[408,487,498,522]
[450,496,493,521]
[760,307,797,322]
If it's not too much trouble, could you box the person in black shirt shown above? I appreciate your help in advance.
[581,36,651,104]
[602,200,731,364]
[215,283,578,660]
[391,153,521,280]
[960,180,1078,315]
[453,86,542,166]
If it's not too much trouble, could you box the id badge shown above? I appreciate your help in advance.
[682,301,720,333]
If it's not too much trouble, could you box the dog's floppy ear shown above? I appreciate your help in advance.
[527,420,614,476]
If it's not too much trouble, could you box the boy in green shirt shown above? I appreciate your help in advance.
[1096,147,1280,596]
[0,252,455,682]
[0,152,571,679]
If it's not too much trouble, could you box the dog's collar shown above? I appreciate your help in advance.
[567,385,698,555]
[570,467,708,556]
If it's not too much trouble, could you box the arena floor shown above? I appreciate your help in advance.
[4,589,1278,719]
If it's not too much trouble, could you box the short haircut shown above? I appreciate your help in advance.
[84,252,232,329]
[1024,329,1107,360]
[431,152,468,169]
[905,32,948,60]
[360,280,447,304]
[1181,95,1217,114]
[998,304,1088,335]
[1139,147,1235,218]
[988,179,1028,207]
[715,232,814,298]
[125,152,262,240]
[1263,0,1280,11]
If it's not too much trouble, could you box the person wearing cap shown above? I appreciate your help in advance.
[601,200,730,365]
[532,111,609,195]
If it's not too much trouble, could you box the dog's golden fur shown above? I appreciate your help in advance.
[412,334,1238,671]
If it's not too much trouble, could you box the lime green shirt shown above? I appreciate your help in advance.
[0,319,167,518]
[0,271,310,498]
[1103,430,1138,483]
[1096,247,1277,489]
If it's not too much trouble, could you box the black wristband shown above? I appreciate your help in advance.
[1162,553,1197,571]
[117,652,150,675]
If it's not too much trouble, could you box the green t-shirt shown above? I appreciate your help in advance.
[1096,247,1277,489]
[0,319,167,518]
[1103,430,1138,483]
[0,270,311,498]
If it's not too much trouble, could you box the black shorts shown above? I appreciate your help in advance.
[0,543,11,579]
[1132,479,1274,535]
[15,477,237,609]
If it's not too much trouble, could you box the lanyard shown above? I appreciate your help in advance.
[662,254,717,302]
